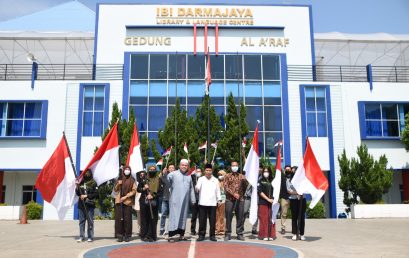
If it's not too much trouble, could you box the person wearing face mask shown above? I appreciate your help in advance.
[215,170,226,236]
[114,166,137,242]
[257,167,276,241]
[279,165,292,235]
[75,170,98,243]
[190,167,202,235]
[138,167,160,242]
[223,161,248,241]
[167,159,196,243]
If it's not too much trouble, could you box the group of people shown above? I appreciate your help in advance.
[74,159,307,243]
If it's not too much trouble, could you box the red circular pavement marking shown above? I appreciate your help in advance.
[107,242,276,258]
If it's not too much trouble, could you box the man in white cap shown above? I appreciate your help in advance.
[167,159,196,242]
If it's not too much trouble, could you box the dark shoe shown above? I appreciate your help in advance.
[197,236,205,241]
[237,235,245,241]
[179,235,188,241]
[191,231,196,236]
[224,235,231,241]
[252,230,258,235]
[210,236,217,242]
[117,237,123,242]
[281,228,285,234]
[124,237,130,242]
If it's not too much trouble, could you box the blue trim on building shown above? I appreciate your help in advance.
[122,53,131,119]
[308,6,316,66]
[31,62,38,89]
[36,188,44,206]
[41,100,48,139]
[93,4,100,66]
[366,64,373,91]
[0,168,41,171]
[299,84,336,218]
[280,54,291,166]
[358,102,366,140]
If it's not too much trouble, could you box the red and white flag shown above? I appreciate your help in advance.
[162,147,172,157]
[80,122,120,186]
[35,136,77,220]
[242,137,247,148]
[211,142,218,149]
[127,123,144,179]
[292,138,329,209]
[271,141,282,223]
[184,142,189,154]
[244,122,260,225]
[198,141,207,150]
[156,158,163,166]
[205,51,211,95]
[187,165,197,176]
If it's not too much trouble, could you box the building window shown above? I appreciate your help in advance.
[359,102,409,139]
[82,85,106,136]
[0,101,47,138]
[22,185,37,205]
[303,87,327,137]
[0,186,5,203]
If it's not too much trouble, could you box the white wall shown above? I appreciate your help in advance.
[3,172,37,206]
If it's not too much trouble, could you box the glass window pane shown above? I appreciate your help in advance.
[244,55,261,80]
[0,103,4,119]
[315,87,325,98]
[226,81,243,103]
[150,54,167,79]
[24,120,41,136]
[383,120,399,137]
[25,103,42,119]
[305,87,315,98]
[211,55,224,79]
[187,105,199,117]
[317,113,327,137]
[0,120,5,136]
[7,120,23,136]
[130,81,148,105]
[188,55,205,79]
[306,112,317,137]
[209,81,224,105]
[365,104,381,119]
[316,96,326,112]
[132,106,147,132]
[225,54,242,79]
[82,112,93,136]
[188,81,205,105]
[366,121,382,136]
[149,81,167,104]
[169,54,186,79]
[84,86,94,97]
[262,55,280,80]
[93,112,103,136]
[246,106,263,130]
[149,132,163,154]
[382,104,398,120]
[263,82,281,105]
[149,106,166,131]
[169,81,186,105]
[245,82,262,105]
[264,106,282,131]
[306,97,316,112]
[265,132,283,158]
[131,54,149,79]
[8,103,24,119]
[84,96,93,111]
[94,97,104,111]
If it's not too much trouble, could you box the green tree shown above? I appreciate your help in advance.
[140,132,149,165]
[338,144,393,211]
[401,112,409,151]
[150,139,162,162]
[218,93,249,167]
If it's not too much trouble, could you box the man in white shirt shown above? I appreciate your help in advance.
[195,163,221,241]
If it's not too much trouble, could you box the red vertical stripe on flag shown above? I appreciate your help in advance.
[304,138,329,190]
[215,22,219,56]
[193,23,197,56]
[204,23,208,55]
[252,124,259,156]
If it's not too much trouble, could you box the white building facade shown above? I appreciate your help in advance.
[0,2,408,220]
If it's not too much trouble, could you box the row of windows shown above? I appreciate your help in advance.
[130,54,281,81]
[0,102,45,137]
[82,85,106,137]
[361,103,409,138]
[304,87,328,137]
[0,185,36,205]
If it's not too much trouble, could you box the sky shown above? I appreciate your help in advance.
[0,0,408,34]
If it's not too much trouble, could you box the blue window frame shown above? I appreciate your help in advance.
[358,102,409,139]
[81,84,108,137]
[0,100,48,138]
[303,86,327,137]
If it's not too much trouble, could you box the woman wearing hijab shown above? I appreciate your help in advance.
[114,166,137,242]
[257,166,276,240]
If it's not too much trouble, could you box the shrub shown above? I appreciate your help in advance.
[26,201,43,220]
[0,203,7,206]
[306,201,325,218]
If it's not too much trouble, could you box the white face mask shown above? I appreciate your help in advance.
[263,172,269,178]
[196,172,202,177]
[231,166,239,173]
[218,176,224,180]
[124,169,131,176]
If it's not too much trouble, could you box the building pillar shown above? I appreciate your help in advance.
[402,170,409,202]
[0,171,4,203]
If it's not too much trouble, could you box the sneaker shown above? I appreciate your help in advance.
[252,230,258,235]
[224,235,231,241]
[191,231,196,236]
[281,228,285,234]
[197,236,205,241]
[237,235,245,241]
[210,236,217,242]
[263,237,269,241]
[117,237,123,242]
[87,238,93,242]
[76,237,84,243]
[300,235,306,241]
[292,235,297,241]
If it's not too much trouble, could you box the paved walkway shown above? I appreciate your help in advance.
[1,218,409,258]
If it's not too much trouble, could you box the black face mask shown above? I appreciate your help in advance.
[285,171,292,178]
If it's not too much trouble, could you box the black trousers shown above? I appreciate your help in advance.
[191,202,199,233]
[225,199,244,236]
[198,205,217,237]
[140,199,158,241]
[290,198,306,235]
[114,204,133,238]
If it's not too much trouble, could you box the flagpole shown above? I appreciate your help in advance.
[174,51,178,166]
[237,51,243,170]
[211,144,217,164]
[206,47,211,164]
